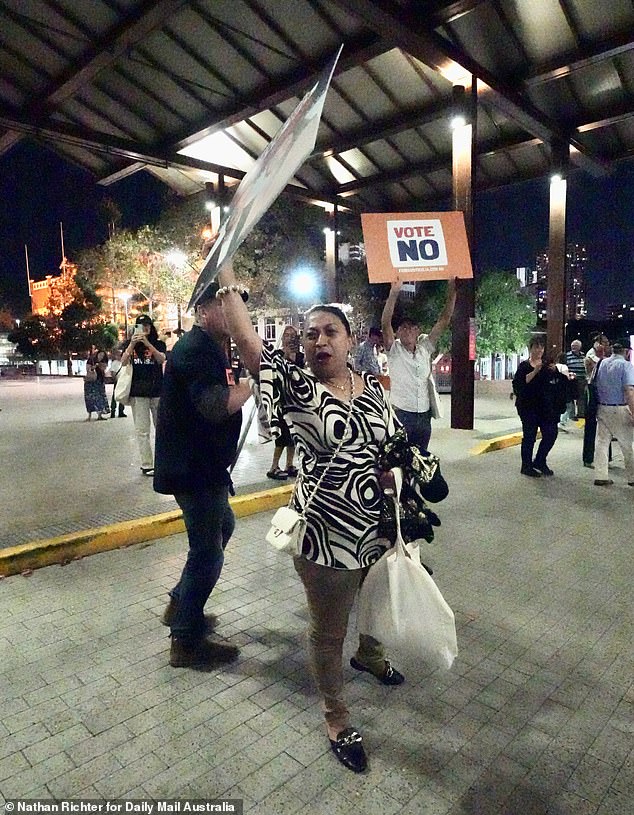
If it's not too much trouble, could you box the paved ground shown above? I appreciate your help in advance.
[1,377,632,813]
[0,377,519,548]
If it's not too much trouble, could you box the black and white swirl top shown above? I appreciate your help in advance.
[260,343,400,570]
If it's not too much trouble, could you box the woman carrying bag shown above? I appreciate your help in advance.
[213,260,443,773]
[120,315,166,476]
[83,350,110,421]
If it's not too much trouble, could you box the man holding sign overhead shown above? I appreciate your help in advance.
[381,278,456,452]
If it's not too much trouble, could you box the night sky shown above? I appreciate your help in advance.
[1,139,634,318]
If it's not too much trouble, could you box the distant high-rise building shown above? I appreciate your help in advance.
[534,243,587,322]
[606,302,634,320]
[516,266,538,308]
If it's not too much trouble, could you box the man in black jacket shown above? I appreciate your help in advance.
[154,283,251,669]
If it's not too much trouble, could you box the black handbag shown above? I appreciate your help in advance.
[378,428,448,544]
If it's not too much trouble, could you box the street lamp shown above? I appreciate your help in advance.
[289,268,319,301]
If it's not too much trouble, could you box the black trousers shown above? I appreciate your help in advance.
[519,411,558,468]
[582,387,611,465]
[110,387,126,417]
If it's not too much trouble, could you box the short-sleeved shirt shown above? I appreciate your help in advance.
[259,343,399,570]
[386,335,435,413]
[154,326,241,494]
[595,355,634,405]
[127,339,166,398]
[565,350,586,381]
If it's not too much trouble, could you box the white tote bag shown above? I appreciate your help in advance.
[114,362,133,406]
[357,469,457,670]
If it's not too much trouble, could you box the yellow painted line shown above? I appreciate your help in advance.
[470,429,550,455]
[0,484,293,578]
[470,432,524,455]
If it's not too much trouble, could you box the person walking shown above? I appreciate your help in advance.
[120,315,166,476]
[582,333,610,468]
[556,352,577,432]
[565,339,587,418]
[512,338,568,477]
[214,260,410,774]
[267,324,304,480]
[108,349,126,418]
[154,284,252,668]
[591,338,634,487]
[83,350,110,421]
[353,326,382,375]
[381,278,456,451]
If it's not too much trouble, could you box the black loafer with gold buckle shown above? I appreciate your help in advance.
[329,727,367,773]
[350,656,405,686]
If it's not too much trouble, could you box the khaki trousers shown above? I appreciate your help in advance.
[595,405,634,482]
[293,556,385,734]
[130,396,160,470]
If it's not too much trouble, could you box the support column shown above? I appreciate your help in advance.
[546,143,568,358]
[324,205,339,301]
[450,83,476,430]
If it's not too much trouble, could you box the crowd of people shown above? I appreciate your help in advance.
[512,332,634,483]
[80,273,633,775]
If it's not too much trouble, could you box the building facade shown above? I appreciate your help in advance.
[534,243,588,322]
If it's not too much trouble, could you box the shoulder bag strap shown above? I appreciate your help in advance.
[290,367,355,515]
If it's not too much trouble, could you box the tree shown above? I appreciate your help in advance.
[57,271,117,373]
[475,270,535,357]
[79,224,195,318]
[46,259,83,316]
[8,314,59,369]
[232,198,326,314]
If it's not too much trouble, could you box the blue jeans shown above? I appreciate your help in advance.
[394,407,433,452]
[170,485,235,641]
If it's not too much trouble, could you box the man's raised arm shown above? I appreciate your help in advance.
[381,280,402,351]
[428,277,457,345]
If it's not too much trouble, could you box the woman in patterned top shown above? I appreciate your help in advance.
[214,261,404,774]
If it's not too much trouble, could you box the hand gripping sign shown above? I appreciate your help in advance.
[188,46,343,309]
[361,211,473,283]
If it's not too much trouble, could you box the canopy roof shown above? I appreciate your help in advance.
[2,0,634,209]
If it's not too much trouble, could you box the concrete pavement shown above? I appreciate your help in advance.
[1,376,632,812]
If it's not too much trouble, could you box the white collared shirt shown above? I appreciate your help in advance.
[386,335,435,412]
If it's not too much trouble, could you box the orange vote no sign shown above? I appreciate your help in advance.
[361,211,473,283]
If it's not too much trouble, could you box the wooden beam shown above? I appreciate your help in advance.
[172,33,389,150]
[327,0,605,175]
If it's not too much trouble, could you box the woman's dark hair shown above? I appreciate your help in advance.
[528,336,545,350]
[304,304,352,337]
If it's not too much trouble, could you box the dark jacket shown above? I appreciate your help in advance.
[153,326,242,494]
[513,360,568,420]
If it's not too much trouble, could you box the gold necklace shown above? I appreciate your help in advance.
[325,368,354,396]
[328,380,347,392]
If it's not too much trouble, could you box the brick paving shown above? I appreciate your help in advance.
[1,380,632,812]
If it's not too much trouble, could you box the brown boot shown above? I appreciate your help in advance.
[161,597,218,631]
[169,636,239,669]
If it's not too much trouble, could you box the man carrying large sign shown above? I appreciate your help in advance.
[365,210,468,450]
[381,278,456,453]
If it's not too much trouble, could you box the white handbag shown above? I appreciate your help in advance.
[266,368,355,554]
[266,506,307,552]
[114,362,133,406]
